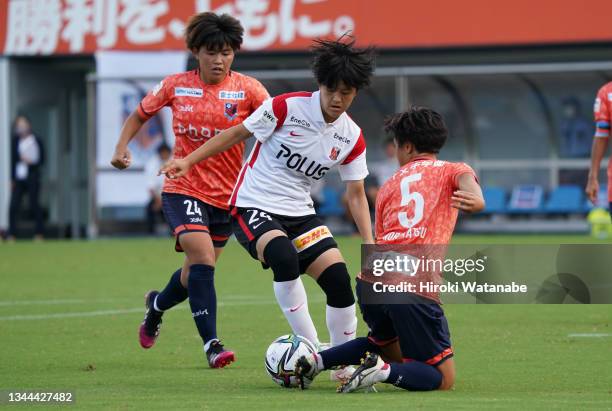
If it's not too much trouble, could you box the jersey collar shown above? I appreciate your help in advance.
[408,154,437,163]
[194,68,232,89]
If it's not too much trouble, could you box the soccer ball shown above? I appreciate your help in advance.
[264,334,317,388]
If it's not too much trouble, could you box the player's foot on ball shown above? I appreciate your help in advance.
[206,340,235,368]
[337,352,387,393]
[295,353,323,389]
[139,290,163,349]
[330,365,356,382]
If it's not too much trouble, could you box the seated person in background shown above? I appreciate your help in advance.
[145,143,171,234]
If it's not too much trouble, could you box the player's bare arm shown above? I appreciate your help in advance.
[451,173,485,213]
[345,179,374,244]
[111,110,146,169]
[586,137,608,203]
[160,123,251,178]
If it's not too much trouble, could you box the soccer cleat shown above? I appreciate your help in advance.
[294,353,323,389]
[330,365,356,382]
[139,290,163,349]
[337,352,386,393]
[206,340,235,368]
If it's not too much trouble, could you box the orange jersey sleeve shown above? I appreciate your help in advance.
[246,77,270,112]
[137,76,175,120]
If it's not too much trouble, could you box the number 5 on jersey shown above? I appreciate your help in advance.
[399,173,424,228]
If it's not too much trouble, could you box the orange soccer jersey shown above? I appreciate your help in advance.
[371,155,477,302]
[375,155,477,245]
[137,69,269,209]
[593,81,612,201]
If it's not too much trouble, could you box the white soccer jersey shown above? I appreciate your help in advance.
[231,91,368,216]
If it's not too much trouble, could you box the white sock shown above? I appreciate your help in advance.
[273,278,320,346]
[326,304,357,347]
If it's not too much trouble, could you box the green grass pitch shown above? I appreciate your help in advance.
[1,235,611,410]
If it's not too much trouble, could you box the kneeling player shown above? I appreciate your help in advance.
[295,106,485,392]
[161,37,376,374]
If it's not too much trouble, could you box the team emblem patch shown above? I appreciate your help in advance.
[329,146,341,161]
[292,226,332,252]
[224,102,238,120]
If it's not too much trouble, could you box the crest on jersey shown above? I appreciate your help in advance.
[224,102,238,120]
[329,146,341,161]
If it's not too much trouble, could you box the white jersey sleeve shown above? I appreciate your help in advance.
[338,132,369,181]
[242,98,278,143]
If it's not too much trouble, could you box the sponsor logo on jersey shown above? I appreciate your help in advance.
[276,143,330,180]
[292,225,332,252]
[329,146,341,161]
[152,81,163,96]
[224,102,238,120]
[262,110,276,123]
[175,87,203,97]
[177,123,224,142]
[219,90,246,100]
[289,131,303,137]
[595,98,602,113]
[289,115,311,128]
[178,104,193,112]
[332,132,351,144]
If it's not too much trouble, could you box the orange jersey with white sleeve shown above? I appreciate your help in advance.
[137,69,269,209]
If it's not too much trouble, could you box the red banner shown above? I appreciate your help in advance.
[1,0,612,55]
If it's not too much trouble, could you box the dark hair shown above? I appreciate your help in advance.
[384,106,448,154]
[157,143,171,154]
[311,35,376,90]
[185,12,244,52]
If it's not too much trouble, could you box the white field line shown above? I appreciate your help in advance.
[0,297,325,321]
[0,295,277,307]
[567,333,612,338]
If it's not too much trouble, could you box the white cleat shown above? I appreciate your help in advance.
[337,353,387,393]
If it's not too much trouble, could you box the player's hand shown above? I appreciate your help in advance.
[111,146,132,169]
[585,178,600,205]
[451,190,484,213]
[159,158,191,179]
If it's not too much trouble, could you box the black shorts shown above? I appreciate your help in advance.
[230,207,338,273]
[356,279,453,366]
[161,193,232,251]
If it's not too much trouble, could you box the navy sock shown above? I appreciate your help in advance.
[155,269,188,311]
[188,264,217,345]
[386,361,442,391]
[319,337,380,369]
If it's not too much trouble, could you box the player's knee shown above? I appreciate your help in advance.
[179,233,216,265]
[316,262,355,308]
[263,236,300,282]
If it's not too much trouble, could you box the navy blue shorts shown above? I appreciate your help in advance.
[230,207,337,273]
[356,279,453,366]
[161,193,232,251]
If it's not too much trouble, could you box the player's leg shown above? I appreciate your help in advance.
[304,249,357,348]
[179,231,234,367]
[340,302,454,392]
[295,282,394,385]
[231,207,320,346]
